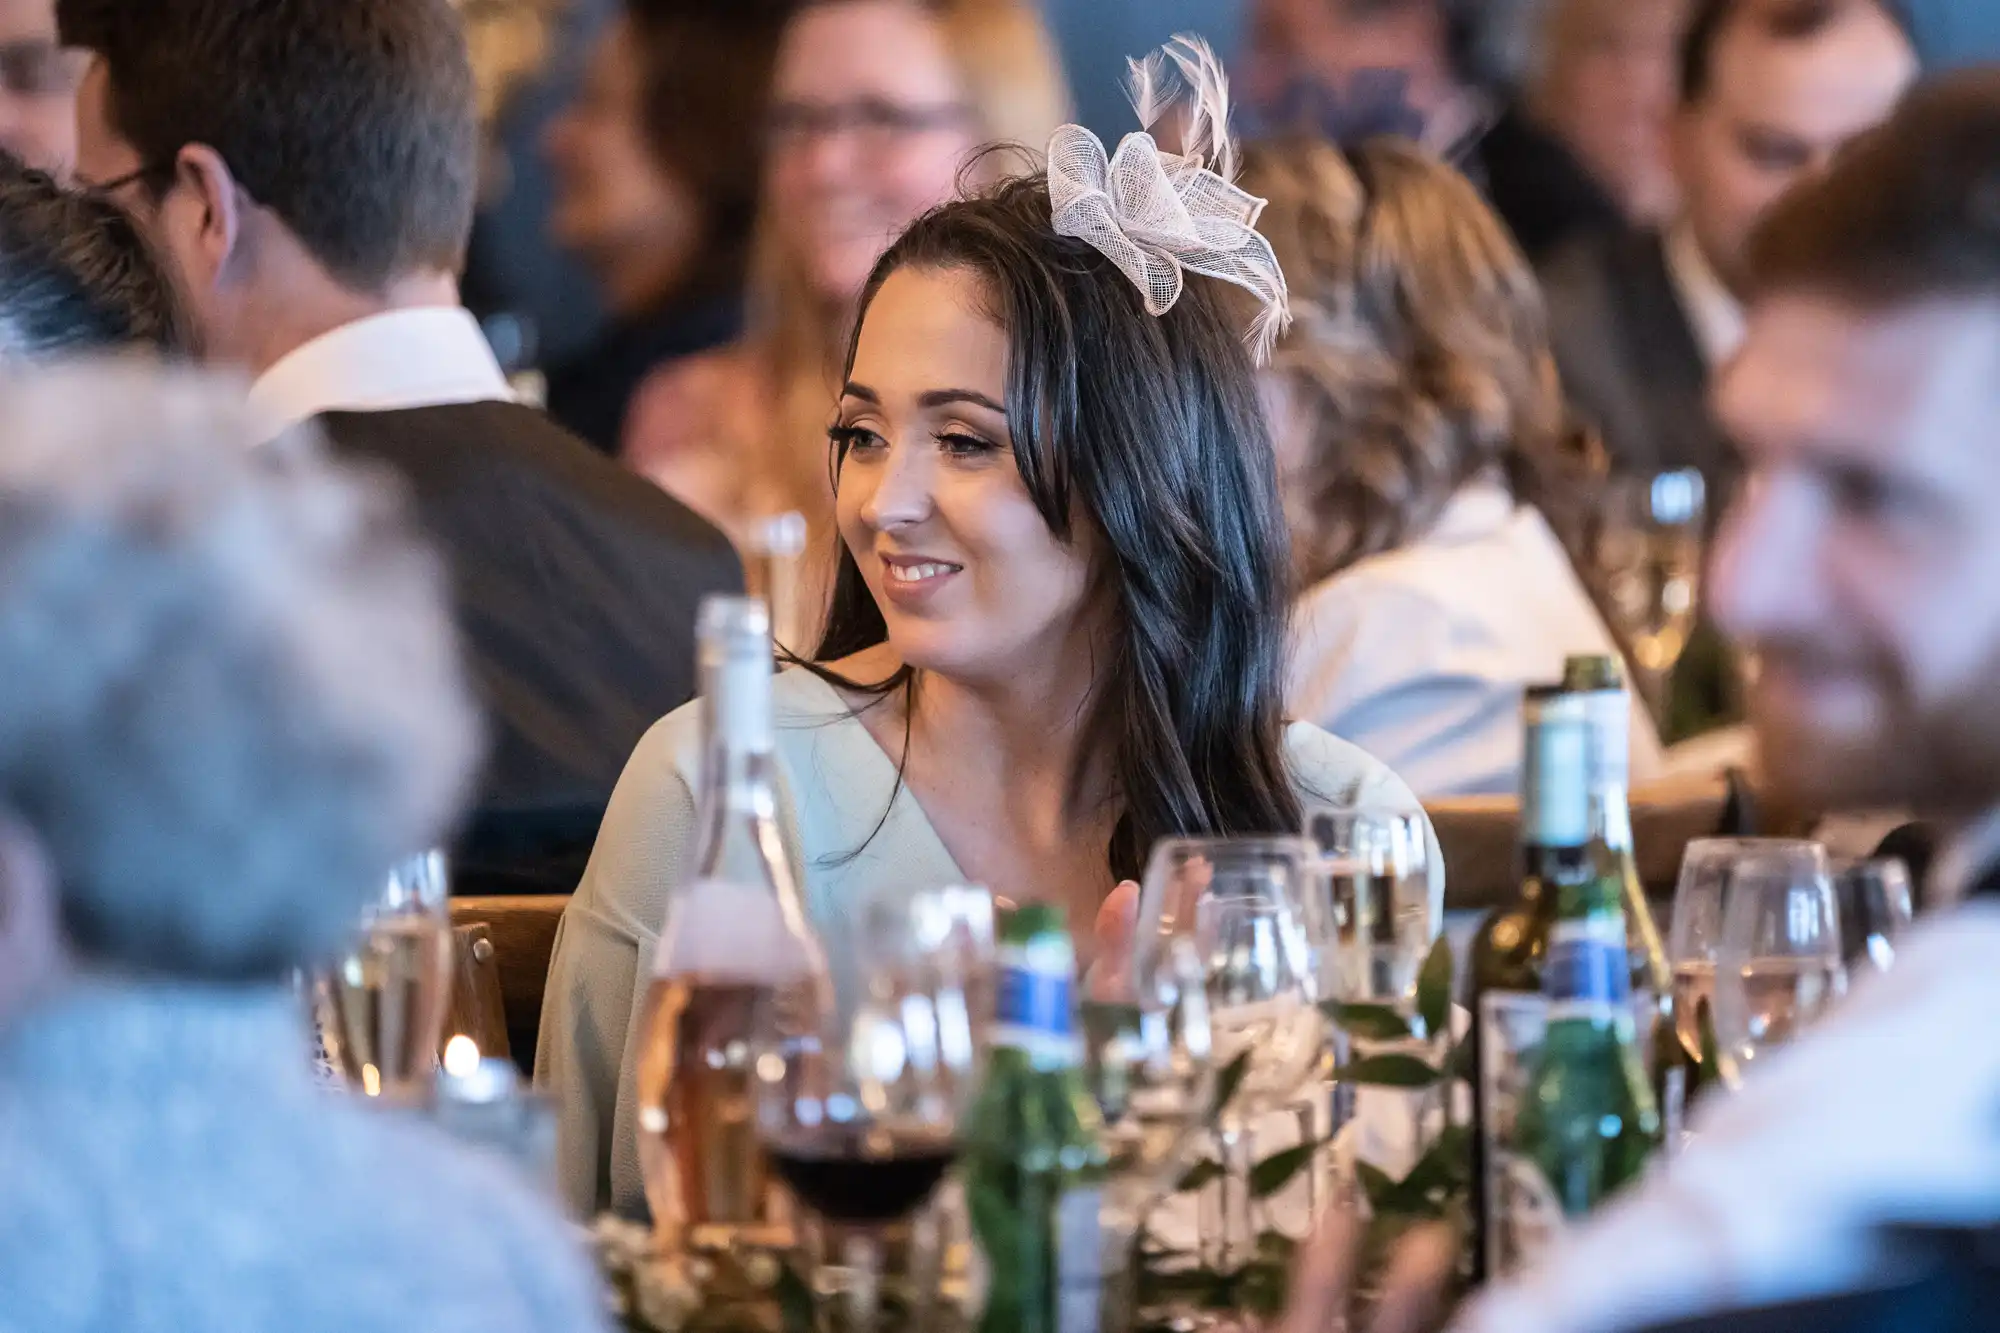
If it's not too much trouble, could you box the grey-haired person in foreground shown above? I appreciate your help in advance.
[0,365,608,1333]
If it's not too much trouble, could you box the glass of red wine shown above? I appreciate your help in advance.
[753,883,991,1326]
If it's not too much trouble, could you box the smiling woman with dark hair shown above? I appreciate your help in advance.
[537,42,1442,1218]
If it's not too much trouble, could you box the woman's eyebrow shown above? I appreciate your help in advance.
[916,388,1006,415]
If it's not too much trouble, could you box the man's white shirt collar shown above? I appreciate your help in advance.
[245,306,514,440]
[1663,221,1746,371]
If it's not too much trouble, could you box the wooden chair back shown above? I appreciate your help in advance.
[444,895,568,1072]
[1425,774,1741,917]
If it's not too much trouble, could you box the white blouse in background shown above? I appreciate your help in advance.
[1288,480,1665,798]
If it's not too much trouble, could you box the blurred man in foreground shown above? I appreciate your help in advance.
[1286,67,2000,1333]
[0,366,608,1331]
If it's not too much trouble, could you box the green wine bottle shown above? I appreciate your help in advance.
[1468,683,1574,1281]
[963,904,1111,1333]
[1503,774,1662,1260]
[1562,658,1676,1034]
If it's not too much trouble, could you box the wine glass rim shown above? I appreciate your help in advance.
[1678,838,1827,883]
[1148,834,1317,861]
[1825,854,1911,877]
[1302,802,1425,826]
[1684,836,1822,854]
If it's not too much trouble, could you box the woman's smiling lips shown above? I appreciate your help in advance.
[879,552,964,606]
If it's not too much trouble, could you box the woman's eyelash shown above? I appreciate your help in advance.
[827,424,879,451]
[937,431,997,455]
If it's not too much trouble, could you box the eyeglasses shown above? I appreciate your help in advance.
[767,97,970,152]
[0,41,86,97]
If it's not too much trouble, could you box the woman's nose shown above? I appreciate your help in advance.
[859,440,934,531]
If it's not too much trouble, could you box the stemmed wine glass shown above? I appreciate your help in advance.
[1710,854,1845,1087]
[1085,933,1215,1209]
[1595,467,1707,721]
[1134,837,1325,1272]
[1304,806,1438,1216]
[1666,839,1826,1066]
[1304,806,1436,1018]
[753,883,990,1326]
[1830,856,1914,978]
[313,850,453,1102]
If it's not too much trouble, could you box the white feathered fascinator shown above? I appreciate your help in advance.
[1047,34,1291,364]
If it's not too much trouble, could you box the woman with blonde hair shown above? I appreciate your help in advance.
[1243,134,1663,796]
[749,0,1070,648]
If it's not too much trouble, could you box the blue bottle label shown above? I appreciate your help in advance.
[993,937,1080,1064]
[1543,912,1632,1022]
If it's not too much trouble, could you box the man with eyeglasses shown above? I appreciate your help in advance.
[0,0,81,173]
[58,0,742,900]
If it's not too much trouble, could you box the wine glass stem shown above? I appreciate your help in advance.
[836,1229,883,1333]
[1293,1091,1330,1220]
[1215,1122,1256,1273]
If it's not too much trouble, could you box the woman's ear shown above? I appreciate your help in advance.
[0,812,65,1029]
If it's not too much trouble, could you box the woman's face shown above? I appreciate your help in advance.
[542,17,695,298]
[834,265,1096,684]
[767,1,976,308]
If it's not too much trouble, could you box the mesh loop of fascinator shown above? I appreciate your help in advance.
[1048,34,1292,364]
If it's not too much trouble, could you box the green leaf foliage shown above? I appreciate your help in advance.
[1177,1157,1224,1193]
[1249,1140,1321,1199]
[1417,936,1454,1039]
[1322,1000,1413,1041]
[1333,1052,1443,1088]
[1355,1160,1399,1212]
[1211,1048,1252,1118]
[1376,1124,1471,1216]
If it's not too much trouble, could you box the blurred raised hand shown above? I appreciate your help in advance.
[1086,878,1140,1002]
[1279,1205,1460,1333]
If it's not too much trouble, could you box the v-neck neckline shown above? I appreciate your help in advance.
[777,667,969,886]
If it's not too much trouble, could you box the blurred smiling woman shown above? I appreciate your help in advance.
[537,43,1438,1217]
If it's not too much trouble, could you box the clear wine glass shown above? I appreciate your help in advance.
[1595,467,1707,720]
[1134,837,1324,1273]
[313,850,453,1102]
[1666,839,1826,1066]
[1303,806,1435,1018]
[754,884,989,1326]
[1304,806,1438,1226]
[1829,856,1914,978]
[1712,858,1845,1087]
[1084,933,1214,1207]
[1082,932,1213,1332]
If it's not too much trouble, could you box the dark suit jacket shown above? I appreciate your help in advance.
[1539,229,1735,492]
[1478,108,1630,265]
[315,401,743,894]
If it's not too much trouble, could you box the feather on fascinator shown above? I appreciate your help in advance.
[1048,34,1292,363]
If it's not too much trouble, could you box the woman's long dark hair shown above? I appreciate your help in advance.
[797,172,1304,886]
